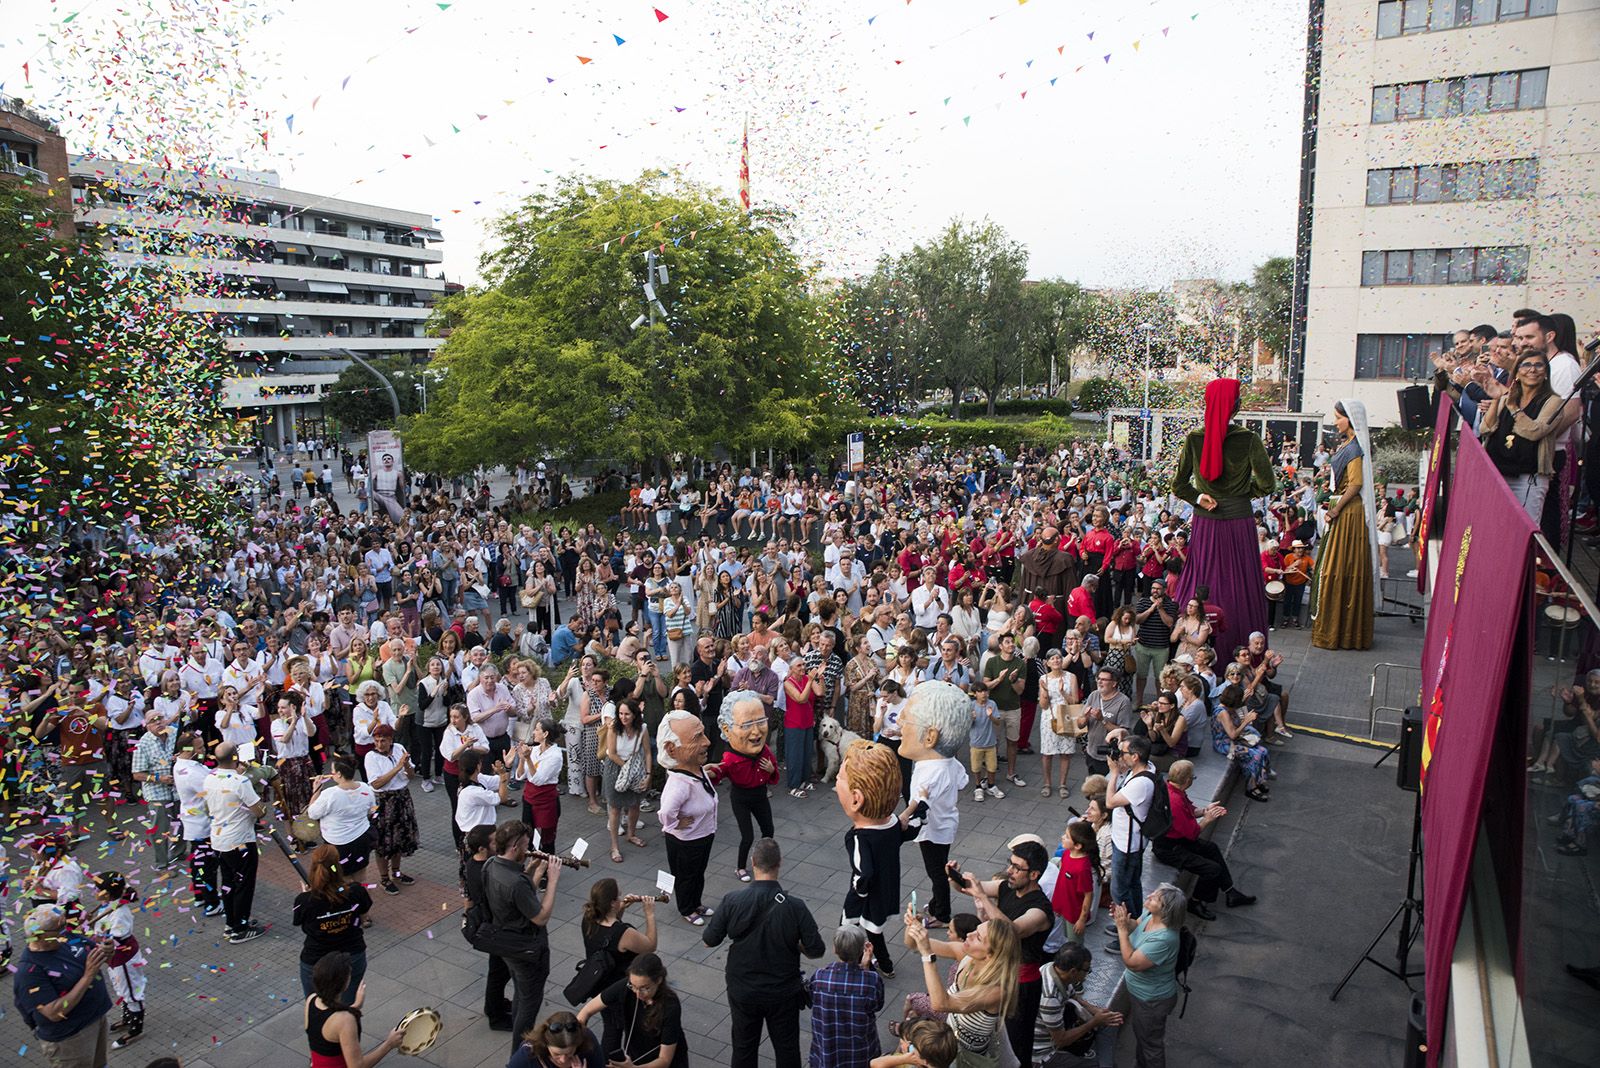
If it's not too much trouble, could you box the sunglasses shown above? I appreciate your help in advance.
[546,1020,580,1035]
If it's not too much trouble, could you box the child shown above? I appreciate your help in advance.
[968,683,1003,802]
[90,871,147,1048]
[871,1017,959,1068]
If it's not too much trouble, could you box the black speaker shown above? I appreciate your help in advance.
[1405,991,1427,1068]
[1397,386,1432,430]
[1397,705,1423,792]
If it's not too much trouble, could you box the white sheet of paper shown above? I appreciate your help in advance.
[656,870,675,894]
[571,837,589,861]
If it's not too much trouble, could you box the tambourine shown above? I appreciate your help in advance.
[396,1006,442,1055]
[1263,580,1286,602]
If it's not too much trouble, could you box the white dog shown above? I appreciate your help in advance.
[817,713,863,785]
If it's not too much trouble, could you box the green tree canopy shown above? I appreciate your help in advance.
[322,356,426,434]
[406,174,833,475]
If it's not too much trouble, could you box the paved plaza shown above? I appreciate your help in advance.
[1,466,1445,1067]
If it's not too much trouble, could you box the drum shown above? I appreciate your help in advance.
[1544,604,1581,629]
[1264,581,1286,602]
[396,1007,442,1055]
[290,813,323,847]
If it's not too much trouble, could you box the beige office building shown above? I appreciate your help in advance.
[1293,0,1599,425]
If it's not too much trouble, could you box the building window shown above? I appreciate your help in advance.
[1355,333,1455,380]
[1371,68,1549,122]
[1376,0,1557,38]
[1360,246,1530,286]
[1365,158,1537,205]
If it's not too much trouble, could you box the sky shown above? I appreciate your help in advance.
[0,0,1308,289]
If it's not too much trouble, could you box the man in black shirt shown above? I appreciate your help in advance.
[460,824,511,1031]
[690,636,726,760]
[703,838,825,1068]
[956,839,1054,1068]
[481,820,562,1055]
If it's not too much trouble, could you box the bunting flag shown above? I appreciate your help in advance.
[739,115,751,212]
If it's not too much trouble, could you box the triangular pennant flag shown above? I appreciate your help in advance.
[604,242,610,252]
[1049,77,1057,86]
[424,135,436,147]
[943,96,951,105]
[1057,45,1064,54]
[1087,31,1095,40]
[962,116,971,126]
[342,75,352,89]
[577,55,592,64]
[546,77,555,83]
[285,114,295,132]
[1103,53,1111,62]
[613,34,625,46]
[655,8,669,21]
[1162,27,1170,36]
[1025,59,1033,67]
[1132,40,1141,51]
[22,61,30,83]
[451,123,461,133]
[476,113,487,120]
[868,15,877,24]
[312,95,321,109]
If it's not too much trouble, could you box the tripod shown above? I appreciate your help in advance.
[1331,789,1424,999]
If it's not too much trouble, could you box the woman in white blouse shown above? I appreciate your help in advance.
[305,755,377,876]
[515,718,566,853]
[352,680,398,761]
[887,645,923,701]
[269,693,315,817]
[363,725,419,896]
[439,703,488,850]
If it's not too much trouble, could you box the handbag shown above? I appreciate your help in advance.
[1051,701,1087,737]
[564,923,622,1005]
[613,737,649,794]
[666,627,685,641]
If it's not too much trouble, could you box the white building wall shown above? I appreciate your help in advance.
[1302,0,1600,424]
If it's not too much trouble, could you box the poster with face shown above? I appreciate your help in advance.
[366,430,405,521]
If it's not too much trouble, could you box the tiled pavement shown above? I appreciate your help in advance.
[2,520,1441,1066]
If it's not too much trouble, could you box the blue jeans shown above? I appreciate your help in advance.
[1111,845,1145,918]
[299,949,366,1001]
[645,607,668,659]
[785,726,813,790]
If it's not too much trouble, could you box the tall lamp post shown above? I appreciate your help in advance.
[1138,322,1156,459]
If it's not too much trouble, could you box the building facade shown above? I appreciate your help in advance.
[0,95,73,232]
[1293,0,1598,425]
[70,157,444,448]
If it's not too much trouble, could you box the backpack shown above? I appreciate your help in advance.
[1127,769,1173,841]
[1174,924,1198,1018]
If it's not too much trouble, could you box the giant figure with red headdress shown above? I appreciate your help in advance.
[1170,379,1276,657]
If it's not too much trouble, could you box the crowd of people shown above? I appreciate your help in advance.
[9,376,1415,1068]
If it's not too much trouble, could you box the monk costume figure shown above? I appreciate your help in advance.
[835,739,926,976]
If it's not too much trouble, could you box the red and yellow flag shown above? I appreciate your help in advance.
[739,117,750,212]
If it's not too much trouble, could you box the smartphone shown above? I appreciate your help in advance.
[238,741,256,763]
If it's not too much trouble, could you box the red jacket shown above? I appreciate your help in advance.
[1164,783,1200,841]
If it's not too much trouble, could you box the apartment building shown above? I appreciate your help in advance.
[1290,0,1598,424]
[70,156,444,447]
[0,95,73,231]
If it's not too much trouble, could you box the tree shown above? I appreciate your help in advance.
[897,218,1029,417]
[1022,278,1091,392]
[406,174,832,475]
[322,356,425,434]
[1245,256,1294,359]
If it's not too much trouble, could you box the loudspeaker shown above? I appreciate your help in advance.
[1404,991,1427,1068]
[1397,386,1432,430]
[1397,706,1423,792]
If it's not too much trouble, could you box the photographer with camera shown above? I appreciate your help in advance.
[1082,668,1133,778]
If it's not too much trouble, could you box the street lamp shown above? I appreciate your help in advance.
[1138,322,1155,459]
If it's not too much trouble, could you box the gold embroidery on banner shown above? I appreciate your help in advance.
[1454,526,1472,604]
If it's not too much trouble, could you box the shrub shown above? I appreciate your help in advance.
[1372,444,1424,485]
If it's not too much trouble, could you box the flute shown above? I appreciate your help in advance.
[621,892,671,904]
[525,848,590,870]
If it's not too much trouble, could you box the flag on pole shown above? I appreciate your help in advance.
[739,117,751,212]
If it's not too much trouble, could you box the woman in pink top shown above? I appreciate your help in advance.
[783,665,821,797]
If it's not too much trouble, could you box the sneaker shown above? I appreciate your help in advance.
[639,798,655,812]
[1275,726,1294,739]
[685,912,706,927]
[1007,774,1027,788]
[382,880,400,895]
[973,787,986,803]
[1104,939,1121,955]
[228,926,264,944]
[394,873,416,886]
[736,868,752,882]
[202,903,225,917]
[985,784,1006,799]
[111,1034,142,1050]
[420,779,436,793]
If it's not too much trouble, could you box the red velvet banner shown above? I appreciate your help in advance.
[1419,430,1535,1065]
[1414,395,1455,594]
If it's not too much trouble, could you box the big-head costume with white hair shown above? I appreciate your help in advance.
[656,709,707,773]
[899,679,972,760]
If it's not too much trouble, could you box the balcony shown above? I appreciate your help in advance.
[0,155,48,183]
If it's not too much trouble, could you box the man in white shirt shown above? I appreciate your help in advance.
[910,568,951,632]
[203,744,266,942]
[1516,313,1584,540]
[221,641,265,715]
[172,732,220,915]
[1105,735,1156,938]
[467,666,515,759]
[825,549,867,615]
[864,605,896,670]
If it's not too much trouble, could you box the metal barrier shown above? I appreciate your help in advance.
[1368,662,1422,740]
